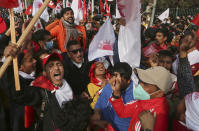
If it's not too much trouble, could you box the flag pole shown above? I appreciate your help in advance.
[0,0,51,78]
[149,0,157,27]
[63,0,66,8]
[92,0,94,17]
[9,8,21,91]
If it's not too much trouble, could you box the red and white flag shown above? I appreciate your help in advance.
[53,3,62,14]
[34,19,43,31]
[71,0,83,24]
[32,0,49,22]
[88,18,115,61]
[48,0,56,9]
[13,0,23,13]
[115,0,121,19]
[66,0,71,7]
[0,0,19,8]
[105,0,110,17]
[24,5,33,15]
[118,0,141,68]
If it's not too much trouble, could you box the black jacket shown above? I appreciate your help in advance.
[62,52,92,96]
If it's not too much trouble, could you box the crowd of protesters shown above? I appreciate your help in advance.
[0,5,199,131]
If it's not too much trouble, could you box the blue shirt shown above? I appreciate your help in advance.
[95,81,134,131]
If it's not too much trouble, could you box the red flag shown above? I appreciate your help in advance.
[83,0,87,21]
[105,0,110,17]
[192,13,199,27]
[48,0,56,9]
[100,0,105,14]
[0,0,19,8]
[24,5,33,15]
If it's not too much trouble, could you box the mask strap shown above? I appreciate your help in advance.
[149,90,161,96]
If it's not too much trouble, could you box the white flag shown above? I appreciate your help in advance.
[158,8,169,21]
[53,3,62,14]
[71,0,83,25]
[88,18,115,61]
[115,0,121,19]
[118,0,141,68]
[34,19,43,31]
[13,0,23,13]
[32,0,49,22]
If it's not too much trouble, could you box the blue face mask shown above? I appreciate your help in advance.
[133,84,150,100]
[45,41,54,50]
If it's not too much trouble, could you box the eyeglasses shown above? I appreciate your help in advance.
[69,48,83,54]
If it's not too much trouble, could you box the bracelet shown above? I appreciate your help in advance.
[112,92,120,99]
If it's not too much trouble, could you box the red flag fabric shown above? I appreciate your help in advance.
[83,0,87,21]
[0,0,19,8]
[192,13,199,27]
[105,0,110,17]
[0,17,7,34]
[100,0,105,14]
[48,0,56,8]
[24,5,33,15]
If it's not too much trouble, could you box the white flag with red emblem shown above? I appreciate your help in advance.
[71,0,83,24]
[34,19,43,31]
[66,0,71,7]
[88,18,115,61]
[13,0,23,13]
[32,0,49,22]
[53,3,62,14]
[158,8,169,21]
[118,0,141,68]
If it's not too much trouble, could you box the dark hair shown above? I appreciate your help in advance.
[112,62,132,80]
[32,29,51,43]
[158,50,173,59]
[66,40,82,50]
[179,30,195,45]
[61,7,73,17]
[60,98,92,131]
[34,50,49,77]
[145,27,157,40]
[156,28,168,37]
[44,55,63,70]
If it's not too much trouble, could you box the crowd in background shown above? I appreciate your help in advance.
[0,3,199,131]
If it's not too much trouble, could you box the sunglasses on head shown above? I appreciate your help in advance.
[69,48,83,54]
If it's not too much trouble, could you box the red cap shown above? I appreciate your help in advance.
[42,53,63,69]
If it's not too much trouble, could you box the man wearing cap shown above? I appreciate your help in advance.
[5,51,73,130]
[109,66,173,131]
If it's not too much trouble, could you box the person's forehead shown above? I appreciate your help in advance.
[47,60,62,65]
[69,44,81,50]
[65,10,73,14]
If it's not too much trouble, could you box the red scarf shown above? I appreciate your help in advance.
[25,76,57,128]
[89,62,110,87]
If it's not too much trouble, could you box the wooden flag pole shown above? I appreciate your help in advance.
[0,0,51,78]
[9,8,21,91]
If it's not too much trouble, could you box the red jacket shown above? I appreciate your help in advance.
[109,97,169,131]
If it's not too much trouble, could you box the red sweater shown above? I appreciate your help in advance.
[109,97,169,131]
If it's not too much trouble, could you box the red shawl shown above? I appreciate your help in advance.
[89,62,110,87]
[25,76,57,128]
